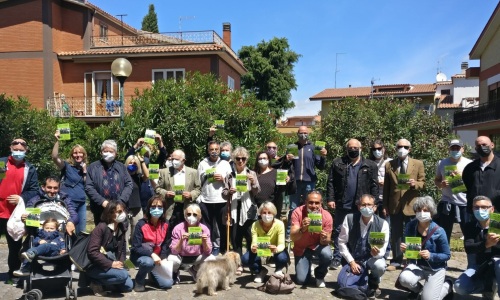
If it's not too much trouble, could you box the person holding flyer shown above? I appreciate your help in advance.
[253,151,288,213]
[397,196,452,300]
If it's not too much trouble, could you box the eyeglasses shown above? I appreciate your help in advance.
[209,148,219,151]
[267,146,277,149]
[186,213,198,217]
[235,157,247,162]
[473,205,492,210]
[371,147,383,151]
[151,205,163,209]
[396,145,410,150]
[11,141,27,147]
[359,204,374,208]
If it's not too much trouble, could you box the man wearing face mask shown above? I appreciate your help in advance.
[268,141,296,209]
[383,139,425,271]
[434,140,472,243]
[326,139,379,270]
[285,126,327,240]
[196,141,232,255]
[463,136,500,214]
[0,138,38,284]
[337,194,389,297]
[156,149,201,251]
[454,196,499,299]
[86,140,133,226]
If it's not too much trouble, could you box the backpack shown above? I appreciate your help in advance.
[68,232,92,272]
[336,264,369,300]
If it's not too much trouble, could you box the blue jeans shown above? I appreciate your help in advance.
[241,250,289,274]
[30,243,61,257]
[287,181,315,237]
[73,201,87,234]
[131,255,173,289]
[86,266,133,292]
[294,244,332,285]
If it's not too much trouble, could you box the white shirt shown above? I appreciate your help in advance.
[338,214,390,264]
[197,157,232,203]
[173,166,186,186]
[435,156,472,205]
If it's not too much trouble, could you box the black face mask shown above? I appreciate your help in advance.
[347,149,360,159]
[476,145,492,157]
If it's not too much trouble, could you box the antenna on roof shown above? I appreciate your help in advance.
[334,53,346,88]
[370,77,379,99]
[116,14,127,46]
[179,16,195,32]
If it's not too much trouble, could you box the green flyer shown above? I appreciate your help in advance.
[144,129,156,144]
[256,236,272,257]
[405,237,422,259]
[214,120,225,129]
[397,174,410,190]
[449,176,467,193]
[314,141,326,156]
[174,185,185,202]
[235,174,248,192]
[25,208,41,228]
[369,232,385,249]
[149,164,160,179]
[188,227,202,245]
[444,165,458,181]
[489,213,500,234]
[287,144,299,157]
[205,168,216,183]
[276,169,287,186]
[0,161,5,179]
[57,123,71,140]
[308,213,322,232]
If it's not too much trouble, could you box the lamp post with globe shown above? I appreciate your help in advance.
[111,58,132,127]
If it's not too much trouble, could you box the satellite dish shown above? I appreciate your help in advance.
[280,116,288,123]
[436,72,447,82]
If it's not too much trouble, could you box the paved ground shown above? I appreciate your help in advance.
[0,243,493,300]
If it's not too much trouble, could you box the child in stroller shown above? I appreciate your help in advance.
[14,218,66,276]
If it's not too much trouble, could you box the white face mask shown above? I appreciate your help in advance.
[416,211,432,223]
[261,214,274,224]
[166,160,173,168]
[397,148,409,158]
[258,159,269,167]
[186,215,198,225]
[115,212,127,223]
[372,150,383,159]
[102,151,116,163]
[172,159,182,169]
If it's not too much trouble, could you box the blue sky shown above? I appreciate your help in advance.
[91,0,497,118]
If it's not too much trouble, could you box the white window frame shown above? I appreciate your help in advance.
[152,68,185,83]
[227,76,235,90]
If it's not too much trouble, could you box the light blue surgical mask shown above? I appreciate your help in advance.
[449,151,462,160]
[150,208,163,218]
[474,209,490,222]
[372,150,383,159]
[12,150,26,161]
[220,151,231,161]
[360,207,374,218]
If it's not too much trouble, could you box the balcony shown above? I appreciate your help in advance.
[454,100,500,127]
[46,96,133,122]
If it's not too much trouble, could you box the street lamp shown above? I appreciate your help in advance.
[111,58,132,127]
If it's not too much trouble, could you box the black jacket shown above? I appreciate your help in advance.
[463,155,500,213]
[463,219,500,266]
[326,156,379,207]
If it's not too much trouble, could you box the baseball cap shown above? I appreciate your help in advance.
[449,139,463,147]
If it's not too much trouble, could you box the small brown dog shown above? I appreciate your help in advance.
[195,251,241,296]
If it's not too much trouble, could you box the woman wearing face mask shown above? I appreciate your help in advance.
[398,196,452,300]
[253,151,288,215]
[52,130,88,234]
[167,204,215,281]
[124,155,149,251]
[86,140,133,225]
[86,200,133,296]
[130,195,172,292]
[241,201,288,283]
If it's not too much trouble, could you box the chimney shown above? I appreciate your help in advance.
[222,22,231,48]
[461,62,468,74]
[349,85,351,88]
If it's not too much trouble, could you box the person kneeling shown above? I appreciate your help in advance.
[337,194,389,297]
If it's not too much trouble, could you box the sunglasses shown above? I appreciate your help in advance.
[186,213,198,217]
[151,205,163,209]
[11,141,27,147]
[235,157,247,162]
[396,145,410,150]
[371,147,383,151]
[267,146,277,149]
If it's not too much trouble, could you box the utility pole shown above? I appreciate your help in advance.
[370,77,379,99]
[117,14,127,45]
[335,53,346,88]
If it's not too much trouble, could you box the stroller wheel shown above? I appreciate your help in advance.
[32,289,42,299]
[65,286,77,300]
[25,290,41,300]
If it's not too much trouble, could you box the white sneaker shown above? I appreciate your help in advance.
[316,278,325,288]
[254,269,268,283]
[274,270,284,278]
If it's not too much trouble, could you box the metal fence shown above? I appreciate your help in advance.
[454,99,500,127]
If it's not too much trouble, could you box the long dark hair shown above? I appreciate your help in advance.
[100,200,125,224]
[253,151,271,174]
[144,195,167,223]
[368,139,388,160]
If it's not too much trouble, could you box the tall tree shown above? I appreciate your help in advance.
[141,4,159,33]
[238,37,300,120]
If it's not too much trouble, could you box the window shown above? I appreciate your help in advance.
[227,76,235,90]
[441,89,451,95]
[489,82,500,102]
[99,24,108,41]
[152,69,185,83]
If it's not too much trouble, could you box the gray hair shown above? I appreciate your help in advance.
[355,194,376,206]
[172,149,186,160]
[220,141,233,151]
[258,201,278,216]
[232,146,249,160]
[101,140,117,152]
[345,139,362,148]
[396,139,412,148]
[473,195,492,204]
[184,203,202,221]
[413,196,437,216]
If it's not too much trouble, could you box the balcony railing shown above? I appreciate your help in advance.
[454,99,500,127]
[46,96,133,118]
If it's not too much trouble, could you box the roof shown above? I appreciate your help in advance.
[470,1,500,59]
[437,95,460,108]
[309,84,436,101]
[58,44,224,56]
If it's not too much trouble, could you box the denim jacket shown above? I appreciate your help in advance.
[404,219,450,270]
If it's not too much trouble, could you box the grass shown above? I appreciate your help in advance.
[450,237,465,252]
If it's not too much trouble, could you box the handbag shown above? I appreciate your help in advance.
[257,267,295,294]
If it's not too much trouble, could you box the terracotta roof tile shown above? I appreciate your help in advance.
[58,44,224,56]
[310,84,436,100]
[438,103,461,108]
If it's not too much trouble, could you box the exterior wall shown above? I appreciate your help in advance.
[0,58,44,108]
[453,77,479,105]
[0,0,43,52]
[52,2,87,53]
[480,28,500,71]
[218,59,241,90]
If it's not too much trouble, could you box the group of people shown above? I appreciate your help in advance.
[0,126,498,299]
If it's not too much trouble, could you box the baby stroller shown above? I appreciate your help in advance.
[22,200,77,300]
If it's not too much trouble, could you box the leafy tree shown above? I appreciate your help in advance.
[312,97,454,201]
[238,37,300,120]
[141,4,159,33]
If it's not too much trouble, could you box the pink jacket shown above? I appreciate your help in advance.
[170,221,212,256]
